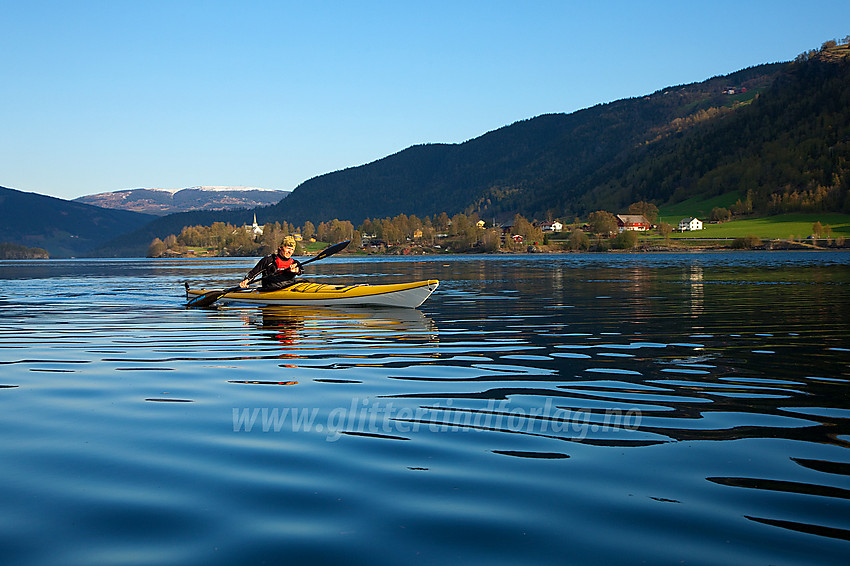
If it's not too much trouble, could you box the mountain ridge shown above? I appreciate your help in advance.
[74,186,289,216]
[0,186,156,257]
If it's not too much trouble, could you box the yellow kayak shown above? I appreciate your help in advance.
[186,279,439,308]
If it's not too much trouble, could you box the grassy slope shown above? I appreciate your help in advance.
[657,195,850,239]
[677,214,850,239]
[658,193,741,222]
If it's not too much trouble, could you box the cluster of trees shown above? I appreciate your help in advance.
[148,218,365,257]
[364,212,545,252]
[795,37,850,63]
[147,211,557,257]
[765,185,845,214]
[150,222,265,257]
[569,202,665,251]
[148,200,673,257]
[708,193,754,222]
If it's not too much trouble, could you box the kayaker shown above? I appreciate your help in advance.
[239,235,302,291]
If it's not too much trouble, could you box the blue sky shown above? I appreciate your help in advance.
[3,0,848,201]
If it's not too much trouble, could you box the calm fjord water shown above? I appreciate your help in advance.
[1,252,848,565]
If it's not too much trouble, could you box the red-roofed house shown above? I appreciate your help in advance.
[616,214,651,232]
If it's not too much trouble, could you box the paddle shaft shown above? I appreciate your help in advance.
[298,240,350,266]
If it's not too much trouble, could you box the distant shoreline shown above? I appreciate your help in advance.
[148,240,848,260]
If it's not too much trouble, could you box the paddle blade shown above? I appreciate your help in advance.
[301,240,351,265]
[186,283,243,308]
[186,289,228,308]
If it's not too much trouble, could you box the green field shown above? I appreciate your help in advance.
[658,193,741,222]
[657,196,850,240]
[659,213,850,240]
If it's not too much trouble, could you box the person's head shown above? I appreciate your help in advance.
[278,235,296,256]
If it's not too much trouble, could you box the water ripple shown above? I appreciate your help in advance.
[1,254,849,565]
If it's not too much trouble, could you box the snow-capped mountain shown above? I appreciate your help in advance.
[74,186,289,215]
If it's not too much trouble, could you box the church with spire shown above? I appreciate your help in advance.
[244,214,264,238]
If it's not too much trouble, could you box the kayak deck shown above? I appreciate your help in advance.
[186,279,439,308]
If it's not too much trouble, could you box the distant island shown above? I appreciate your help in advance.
[1,242,49,259]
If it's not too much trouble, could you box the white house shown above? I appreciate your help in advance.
[679,217,703,231]
[540,221,563,232]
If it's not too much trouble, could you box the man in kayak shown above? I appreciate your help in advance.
[239,235,302,291]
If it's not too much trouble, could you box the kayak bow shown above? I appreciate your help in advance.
[186,279,439,309]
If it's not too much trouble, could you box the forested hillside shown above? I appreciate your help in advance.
[267,63,788,226]
[267,42,848,226]
[574,45,850,216]
[0,186,155,257]
[93,40,850,256]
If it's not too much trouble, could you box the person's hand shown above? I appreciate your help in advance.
[239,279,249,288]
[290,264,300,274]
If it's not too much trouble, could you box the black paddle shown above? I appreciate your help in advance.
[185,240,351,308]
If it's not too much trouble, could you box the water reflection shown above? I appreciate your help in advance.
[686,263,704,316]
[242,305,437,344]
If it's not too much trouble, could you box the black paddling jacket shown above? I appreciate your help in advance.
[245,252,302,290]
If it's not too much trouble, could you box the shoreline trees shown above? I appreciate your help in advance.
[146,203,849,258]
